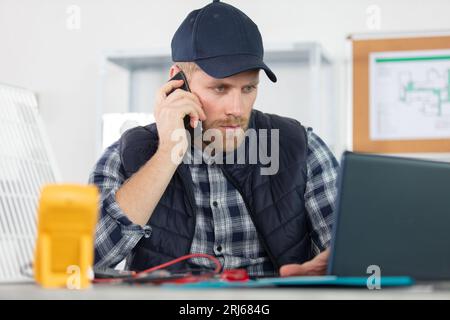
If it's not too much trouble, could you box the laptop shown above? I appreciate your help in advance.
[328,151,450,281]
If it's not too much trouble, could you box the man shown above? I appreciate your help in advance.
[90,0,338,278]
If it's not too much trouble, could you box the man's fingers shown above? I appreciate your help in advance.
[188,91,202,107]
[168,88,202,105]
[184,106,204,129]
[279,250,330,277]
[279,261,327,277]
[279,264,307,277]
[315,249,330,262]
[155,80,206,130]
[175,98,206,121]
[191,101,207,121]
[158,79,185,101]
[188,112,199,128]
[161,90,206,120]
[175,103,203,128]
[165,88,203,109]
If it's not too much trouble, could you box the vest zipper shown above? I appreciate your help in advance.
[219,166,279,271]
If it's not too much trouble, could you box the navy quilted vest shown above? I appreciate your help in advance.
[119,109,311,272]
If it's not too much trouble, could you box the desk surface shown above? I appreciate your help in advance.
[1,282,450,300]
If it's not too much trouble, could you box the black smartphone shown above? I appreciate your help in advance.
[167,71,195,132]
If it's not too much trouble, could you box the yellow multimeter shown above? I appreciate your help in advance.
[34,184,99,289]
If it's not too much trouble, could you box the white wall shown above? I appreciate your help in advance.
[1,0,450,182]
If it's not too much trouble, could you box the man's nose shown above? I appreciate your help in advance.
[225,91,244,118]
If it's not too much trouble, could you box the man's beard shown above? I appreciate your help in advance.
[204,116,249,132]
[200,116,250,153]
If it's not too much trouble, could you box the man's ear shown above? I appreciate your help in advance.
[169,64,182,78]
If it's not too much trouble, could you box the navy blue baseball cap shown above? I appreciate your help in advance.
[171,0,277,82]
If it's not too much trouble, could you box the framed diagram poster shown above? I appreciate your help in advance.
[352,34,450,153]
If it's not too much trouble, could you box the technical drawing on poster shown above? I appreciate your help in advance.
[370,49,450,140]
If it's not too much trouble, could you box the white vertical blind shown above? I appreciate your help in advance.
[0,84,59,282]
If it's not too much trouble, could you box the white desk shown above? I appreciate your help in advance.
[1,282,450,300]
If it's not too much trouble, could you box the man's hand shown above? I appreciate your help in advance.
[115,80,206,226]
[279,249,330,277]
[154,79,206,157]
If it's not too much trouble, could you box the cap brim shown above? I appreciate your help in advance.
[194,54,277,82]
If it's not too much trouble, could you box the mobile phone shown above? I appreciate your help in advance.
[167,71,199,133]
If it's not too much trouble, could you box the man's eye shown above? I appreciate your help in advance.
[243,85,256,93]
[214,86,225,93]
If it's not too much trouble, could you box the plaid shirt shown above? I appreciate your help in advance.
[89,127,339,276]
[186,146,278,277]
